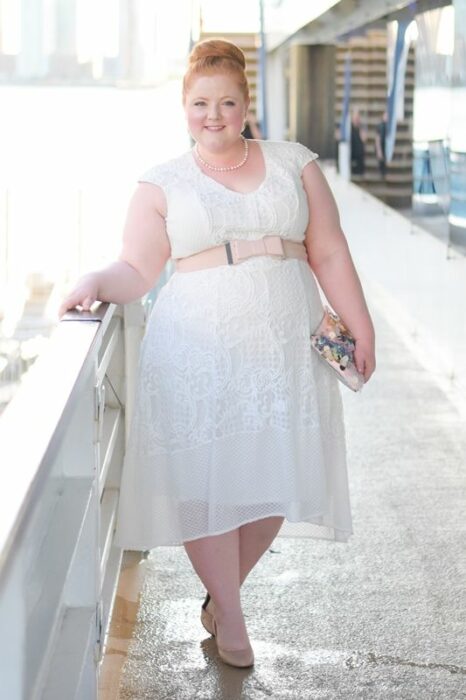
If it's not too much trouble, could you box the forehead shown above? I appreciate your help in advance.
[186,72,245,98]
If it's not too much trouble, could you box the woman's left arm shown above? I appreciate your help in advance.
[302,161,376,383]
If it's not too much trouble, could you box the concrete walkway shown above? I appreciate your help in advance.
[111,298,466,700]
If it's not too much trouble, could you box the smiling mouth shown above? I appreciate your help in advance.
[205,126,225,130]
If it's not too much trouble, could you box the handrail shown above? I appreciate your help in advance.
[0,304,110,571]
[0,299,148,699]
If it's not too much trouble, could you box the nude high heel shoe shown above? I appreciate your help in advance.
[201,592,215,636]
[212,616,255,668]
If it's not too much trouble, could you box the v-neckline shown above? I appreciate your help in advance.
[190,139,268,196]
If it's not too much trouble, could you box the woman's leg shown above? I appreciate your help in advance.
[184,516,284,647]
[184,528,250,650]
[238,515,284,585]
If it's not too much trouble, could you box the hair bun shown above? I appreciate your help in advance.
[183,38,250,104]
[188,38,246,70]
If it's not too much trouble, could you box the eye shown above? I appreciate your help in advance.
[193,100,206,106]
[224,100,236,106]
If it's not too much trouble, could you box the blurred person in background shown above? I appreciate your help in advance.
[350,107,367,176]
[375,110,388,179]
[242,108,263,139]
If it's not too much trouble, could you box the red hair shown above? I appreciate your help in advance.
[182,38,250,104]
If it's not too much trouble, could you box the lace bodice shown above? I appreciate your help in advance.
[138,140,319,259]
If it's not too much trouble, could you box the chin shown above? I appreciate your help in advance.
[200,130,239,147]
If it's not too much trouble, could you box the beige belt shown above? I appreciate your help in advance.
[175,235,308,272]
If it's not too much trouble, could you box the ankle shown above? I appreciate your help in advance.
[213,605,245,624]
[209,594,241,616]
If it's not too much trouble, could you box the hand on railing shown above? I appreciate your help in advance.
[58,272,101,319]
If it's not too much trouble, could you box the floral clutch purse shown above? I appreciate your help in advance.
[311,306,365,392]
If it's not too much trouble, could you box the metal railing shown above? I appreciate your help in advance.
[0,294,154,699]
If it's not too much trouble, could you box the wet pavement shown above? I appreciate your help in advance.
[112,304,466,699]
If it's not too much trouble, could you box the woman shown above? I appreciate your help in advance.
[375,110,388,178]
[58,39,376,669]
[350,107,367,176]
[242,108,263,139]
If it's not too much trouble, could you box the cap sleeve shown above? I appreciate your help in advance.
[294,142,319,171]
[137,164,165,187]
[137,156,184,196]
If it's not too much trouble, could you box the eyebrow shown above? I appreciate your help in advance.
[192,96,237,100]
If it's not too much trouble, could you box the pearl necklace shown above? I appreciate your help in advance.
[194,137,249,172]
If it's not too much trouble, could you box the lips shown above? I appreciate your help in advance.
[205,126,225,131]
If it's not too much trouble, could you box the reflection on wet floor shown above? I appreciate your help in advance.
[99,552,146,699]
[99,309,466,699]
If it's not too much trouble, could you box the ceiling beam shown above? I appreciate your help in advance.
[269,0,451,49]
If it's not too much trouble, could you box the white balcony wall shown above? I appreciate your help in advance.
[0,294,164,699]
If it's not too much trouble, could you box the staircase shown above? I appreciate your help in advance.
[335,29,414,208]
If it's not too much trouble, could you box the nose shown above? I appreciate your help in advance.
[207,104,221,121]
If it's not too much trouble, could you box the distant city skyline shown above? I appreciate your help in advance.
[0,0,195,84]
[0,0,262,85]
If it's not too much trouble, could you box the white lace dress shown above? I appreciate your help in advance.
[113,139,353,549]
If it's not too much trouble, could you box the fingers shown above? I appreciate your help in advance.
[362,357,376,382]
[58,296,77,319]
[355,356,365,376]
[354,347,365,376]
[58,303,69,319]
[354,346,376,383]
[58,292,95,319]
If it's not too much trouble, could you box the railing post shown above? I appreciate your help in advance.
[122,302,146,440]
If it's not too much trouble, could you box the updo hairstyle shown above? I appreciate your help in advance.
[182,38,250,104]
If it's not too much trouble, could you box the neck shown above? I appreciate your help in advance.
[194,136,250,173]
[196,137,245,165]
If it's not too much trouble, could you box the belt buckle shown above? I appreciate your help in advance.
[225,237,285,264]
[224,241,234,265]
[228,240,256,264]
[265,235,285,259]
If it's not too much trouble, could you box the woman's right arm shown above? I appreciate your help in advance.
[58,183,170,318]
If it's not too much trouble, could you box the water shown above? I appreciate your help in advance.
[0,81,189,185]
[0,81,190,285]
